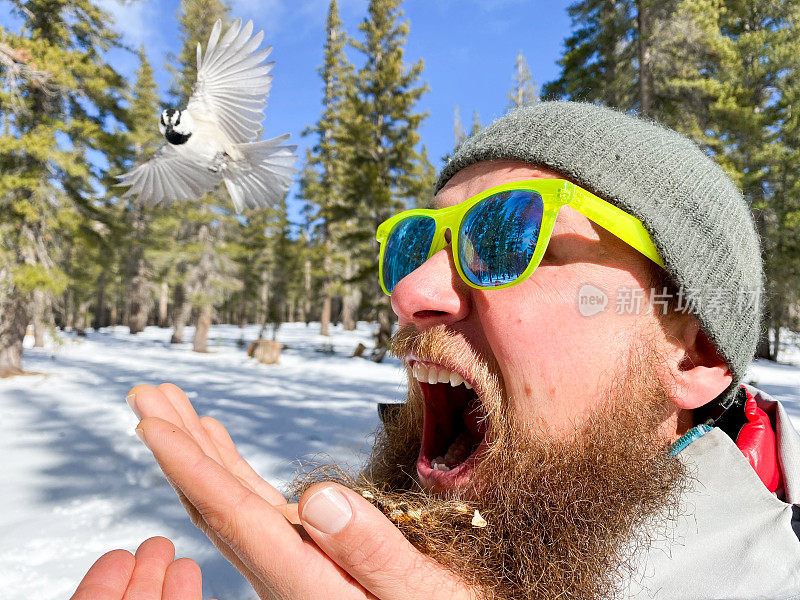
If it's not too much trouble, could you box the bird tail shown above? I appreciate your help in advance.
[223,134,297,212]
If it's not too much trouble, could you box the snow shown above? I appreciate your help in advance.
[2,323,800,599]
[1,323,405,600]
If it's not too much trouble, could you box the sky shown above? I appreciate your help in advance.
[1,0,574,223]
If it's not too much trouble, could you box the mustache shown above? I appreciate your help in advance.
[389,323,510,435]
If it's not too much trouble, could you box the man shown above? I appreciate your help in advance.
[72,102,800,600]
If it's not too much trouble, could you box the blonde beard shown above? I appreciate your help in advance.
[292,324,687,600]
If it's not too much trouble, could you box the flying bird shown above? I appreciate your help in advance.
[118,18,297,212]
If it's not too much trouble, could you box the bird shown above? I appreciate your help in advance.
[117,18,297,213]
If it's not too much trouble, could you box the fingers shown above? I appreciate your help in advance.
[199,415,286,504]
[299,483,478,600]
[136,417,367,600]
[70,549,135,600]
[162,558,202,600]
[122,536,175,600]
[157,384,224,465]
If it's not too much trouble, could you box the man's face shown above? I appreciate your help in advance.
[389,160,684,494]
[294,159,688,599]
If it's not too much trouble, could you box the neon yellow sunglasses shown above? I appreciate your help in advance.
[376,179,663,295]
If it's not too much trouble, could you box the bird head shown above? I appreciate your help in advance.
[159,108,194,136]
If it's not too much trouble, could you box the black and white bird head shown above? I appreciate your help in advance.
[158,108,194,145]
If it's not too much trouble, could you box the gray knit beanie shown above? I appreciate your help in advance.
[436,101,763,409]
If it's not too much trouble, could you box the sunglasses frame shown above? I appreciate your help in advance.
[376,179,664,296]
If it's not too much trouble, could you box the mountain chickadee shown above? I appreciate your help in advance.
[118,18,297,212]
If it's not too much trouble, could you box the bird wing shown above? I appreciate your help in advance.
[117,144,221,204]
[186,18,273,144]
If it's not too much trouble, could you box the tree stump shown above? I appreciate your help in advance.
[248,339,281,364]
[351,342,366,358]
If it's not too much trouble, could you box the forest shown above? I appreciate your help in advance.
[1,0,799,376]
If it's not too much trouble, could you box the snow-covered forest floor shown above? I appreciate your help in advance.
[3,324,800,599]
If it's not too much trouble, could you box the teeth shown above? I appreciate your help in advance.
[431,457,451,472]
[413,363,427,382]
[449,371,464,387]
[411,362,473,391]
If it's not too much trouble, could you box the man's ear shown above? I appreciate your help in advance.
[666,316,733,410]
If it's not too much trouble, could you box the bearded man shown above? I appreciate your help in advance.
[72,103,800,600]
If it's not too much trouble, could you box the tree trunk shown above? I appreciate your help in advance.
[341,287,360,331]
[93,270,107,330]
[0,289,29,377]
[637,0,653,117]
[772,325,781,362]
[371,305,394,363]
[602,0,619,108]
[171,300,192,344]
[320,294,332,336]
[302,256,312,324]
[75,299,93,330]
[32,288,46,347]
[340,255,360,331]
[193,304,212,353]
[320,248,333,336]
[127,257,150,335]
[158,281,169,327]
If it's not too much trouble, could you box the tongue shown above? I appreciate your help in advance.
[442,430,476,467]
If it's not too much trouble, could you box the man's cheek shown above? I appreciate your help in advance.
[486,301,626,430]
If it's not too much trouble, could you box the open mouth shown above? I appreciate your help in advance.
[410,360,490,492]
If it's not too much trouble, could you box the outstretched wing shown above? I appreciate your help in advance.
[117,144,221,204]
[187,19,273,144]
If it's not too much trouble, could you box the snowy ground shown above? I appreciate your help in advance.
[2,323,800,600]
[1,323,405,600]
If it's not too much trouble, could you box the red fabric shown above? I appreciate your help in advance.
[735,387,782,493]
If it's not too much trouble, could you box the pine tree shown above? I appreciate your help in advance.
[337,0,431,359]
[453,104,466,147]
[123,48,162,334]
[0,0,128,375]
[543,0,636,108]
[507,50,539,111]
[470,109,482,136]
[545,0,800,360]
[301,0,354,336]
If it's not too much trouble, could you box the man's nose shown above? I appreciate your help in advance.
[390,245,471,327]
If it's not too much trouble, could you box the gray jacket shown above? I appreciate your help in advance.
[623,385,800,599]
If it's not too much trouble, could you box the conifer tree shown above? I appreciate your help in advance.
[545,0,800,359]
[470,109,482,136]
[507,50,539,110]
[338,0,431,357]
[123,48,162,334]
[454,104,466,147]
[301,0,354,335]
[0,0,127,375]
[543,0,636,108]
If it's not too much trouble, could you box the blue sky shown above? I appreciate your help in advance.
[2,0,574,221]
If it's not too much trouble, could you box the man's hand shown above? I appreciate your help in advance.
[127,384,478,600]
[70,536,212,600]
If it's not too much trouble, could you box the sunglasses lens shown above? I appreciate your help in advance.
[382,215,436,293]
[458,190,544,287]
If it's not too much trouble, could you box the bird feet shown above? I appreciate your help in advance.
[208,152,230,173]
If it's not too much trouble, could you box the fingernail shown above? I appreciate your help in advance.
[135,426,149,449]
[126,393,141,419]
[302,487,352,534]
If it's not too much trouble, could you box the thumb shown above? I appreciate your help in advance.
[298,483,477,600]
